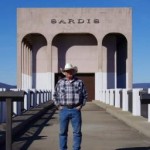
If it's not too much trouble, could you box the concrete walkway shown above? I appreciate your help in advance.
[10,102,150,150]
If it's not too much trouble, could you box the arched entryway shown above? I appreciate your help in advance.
[52,33,98,101]
[102,33,127,89]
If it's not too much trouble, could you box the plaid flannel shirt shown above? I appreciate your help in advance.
[53,77,88,107]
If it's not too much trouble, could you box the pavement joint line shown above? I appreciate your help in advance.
[93,100,150,138]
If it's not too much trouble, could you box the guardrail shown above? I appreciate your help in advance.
[0,88,52,150]
[0,90,24,150]
[0,89,52,123]
[99,88,150,122]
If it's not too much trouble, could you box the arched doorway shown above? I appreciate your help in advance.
[52,33,98,101]
[102,33,127,89]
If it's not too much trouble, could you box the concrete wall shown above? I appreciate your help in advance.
[17,8,132,96]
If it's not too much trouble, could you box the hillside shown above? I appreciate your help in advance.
[133,83,150,88]
[0,82,17,90]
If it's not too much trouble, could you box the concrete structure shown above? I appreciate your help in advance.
[17,8,132,100]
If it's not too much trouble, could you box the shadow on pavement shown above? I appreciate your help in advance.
[1,108,56,150]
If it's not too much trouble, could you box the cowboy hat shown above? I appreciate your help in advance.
[60,63,78,75]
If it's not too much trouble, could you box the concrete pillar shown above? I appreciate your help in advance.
[148,104,150,122]
[106,90,110,104]
[102,45,107,90]
[24,90,28,110]
[114,49,117,89]
[102,90,104,103]
[109,89,114,106]
[21,42,24,89]
[24,44,27,89]
[122,89,129,111]
[40,91,43,103]
[17,36,22,89]
[126,37,132,89]
[21,42,23,89]
[30,89,37,107]
[25,44,28,89]
[48,91,51,100]
[132,89,142,116]
[28,47,31,89]
[51,72,55,97]
[30,49,32,88]
[36,90,40,105]
[26,45,28,89]
[44,91,46,102]
[147,89,150,122]
[114,89,120,108]
[24,89,31,110]
[11,89,22,115]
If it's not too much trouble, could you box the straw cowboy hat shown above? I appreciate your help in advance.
[60,63,78,75]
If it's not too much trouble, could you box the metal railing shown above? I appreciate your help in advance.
[0,89,52,150]
[0,91,24,150]
[0,89,51,123]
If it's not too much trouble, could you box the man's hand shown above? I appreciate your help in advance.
[58,106,63,110]
[76,105,82,110]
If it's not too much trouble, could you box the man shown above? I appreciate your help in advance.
[53,63,88,150]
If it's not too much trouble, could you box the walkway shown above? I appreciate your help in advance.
[6,102,150,150]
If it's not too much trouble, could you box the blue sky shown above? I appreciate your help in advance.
[0,0,150,85]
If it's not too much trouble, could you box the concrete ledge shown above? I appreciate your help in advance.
[93,100,150,138]
[0,100,56,145]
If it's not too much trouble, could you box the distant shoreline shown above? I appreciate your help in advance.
[0,82,17,90]
[0,82,150,89]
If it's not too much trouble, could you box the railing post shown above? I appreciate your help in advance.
[122,89,129,111]
[36,90,40,105]
[0,88,6,123]
[113,90,115,106]
[24,89,31,110]
[33,89,38,106]
[148,89,150,122]
[28,89,32,108]
[114,89,120,108]
[11,89,22,115]
[109,89,114,106]
[40,90,43,103]
[106,90,109,104]
[6,98,12,150]
[23,90,27,110]
[104,90,106,103]
[43,90,45,103]
[49,90,52,100]
[119,89,123,108]
[30,89,37,107]
[132,89,142,116]
[47,90,49,101]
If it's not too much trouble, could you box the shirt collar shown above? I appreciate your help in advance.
[64,76,77,83]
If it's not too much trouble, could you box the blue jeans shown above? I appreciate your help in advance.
[59,107,82,150]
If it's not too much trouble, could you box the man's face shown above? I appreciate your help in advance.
[65,69,74,79]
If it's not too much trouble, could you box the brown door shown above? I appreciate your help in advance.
[55,73,95,102]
